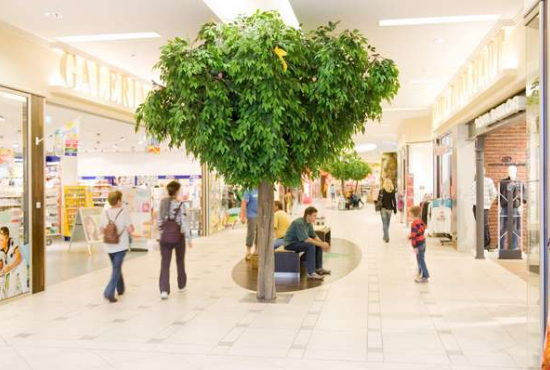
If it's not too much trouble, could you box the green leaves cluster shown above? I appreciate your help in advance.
[136,11,399,188]
[325,151,372,183]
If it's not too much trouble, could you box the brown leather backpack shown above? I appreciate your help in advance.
[103,209,123,244]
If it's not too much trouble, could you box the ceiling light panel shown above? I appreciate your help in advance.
[379,14,501,27]
[203,0,299,28]
[56,32,161,43]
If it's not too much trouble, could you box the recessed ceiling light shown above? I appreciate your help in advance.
[433,38,446,44]
[379,14,500,27]
[12,144,19,148]
[138,141,143,145]
[120,136,125,142]
[0,116,5,123]
[203,0,299,28]
[356,144,377,153]
[56,32,161,43]
[44,12,63,19]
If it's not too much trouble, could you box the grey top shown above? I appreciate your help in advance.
[158,197,192,244]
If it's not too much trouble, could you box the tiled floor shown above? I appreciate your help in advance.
[0,200,539,369]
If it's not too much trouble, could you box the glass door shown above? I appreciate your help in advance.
[526,6,543,367]
[0,87,31,301]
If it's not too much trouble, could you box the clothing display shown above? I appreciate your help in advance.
[498,177,525,251]
[427,199,452,235]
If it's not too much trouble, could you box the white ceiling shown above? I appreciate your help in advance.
[0,0,524,159]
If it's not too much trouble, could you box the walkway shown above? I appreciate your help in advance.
[0,201,536,369]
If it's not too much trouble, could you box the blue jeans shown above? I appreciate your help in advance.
[499,208,520,250]
[104,250,126,299]
[415,242,429,279]
[380,209,392,241]
[285,242,323,274]
[274,238,285,248]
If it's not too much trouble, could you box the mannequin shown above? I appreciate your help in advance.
[499,166,525,253]
[471,169,497,249]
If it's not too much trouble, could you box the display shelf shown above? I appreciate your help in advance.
[45,159,62,239]
[62,186,93,237]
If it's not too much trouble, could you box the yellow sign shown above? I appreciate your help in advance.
[57,52,151,111]
[274,46,288,72]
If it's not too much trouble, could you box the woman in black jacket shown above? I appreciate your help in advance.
[378,179,397,243]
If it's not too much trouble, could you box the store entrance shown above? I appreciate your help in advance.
[43,104,202,285]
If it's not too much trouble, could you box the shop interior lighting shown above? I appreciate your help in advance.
[12,144,19,148]
[433,38,446,44]
[203,0,299,28]
[355,143,377,153]
[379,14,500,27]
[56,32,161,43]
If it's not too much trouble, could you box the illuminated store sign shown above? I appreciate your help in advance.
[474,95,526,130]
[55,52,151,111]
[432,30,509,129]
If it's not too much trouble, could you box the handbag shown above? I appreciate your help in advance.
[375,191,383,212]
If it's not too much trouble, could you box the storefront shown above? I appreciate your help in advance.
[430,8,548,364]
[0,23,213,299]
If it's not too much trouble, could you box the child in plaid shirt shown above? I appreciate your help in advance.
[409,206,429,283]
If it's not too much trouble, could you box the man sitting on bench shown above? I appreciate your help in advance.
[283,206,331,281]
[273,201,291,249]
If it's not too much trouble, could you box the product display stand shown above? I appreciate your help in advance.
[498,180,523,260]
[68,208,103,255]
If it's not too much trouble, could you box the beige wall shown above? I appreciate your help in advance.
[0,22,138,123]
[397,116,432,149]
[433,22,526,135]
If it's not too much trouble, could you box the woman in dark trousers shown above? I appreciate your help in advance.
[158,181,193,300]
[378,179,397,243]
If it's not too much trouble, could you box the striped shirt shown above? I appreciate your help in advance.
[410,219,426,247]
[471,177,497,210]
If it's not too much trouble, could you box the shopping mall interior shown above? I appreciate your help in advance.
[0,0,548,369]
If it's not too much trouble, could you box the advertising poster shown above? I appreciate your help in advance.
[0,209,29,301]
[79,207,102,244]
[63,121,79,157]
[0,149,14,178]
[147,136,160,154]
[407,174,414,222]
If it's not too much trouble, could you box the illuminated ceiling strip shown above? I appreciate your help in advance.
[379,14,500,27]
[57,32,161,43]
[203,0,299,28]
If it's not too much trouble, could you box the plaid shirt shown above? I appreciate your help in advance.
[410,219,426,247]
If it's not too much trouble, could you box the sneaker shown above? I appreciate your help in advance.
[160,291,169,300]
[307,272,325,281]
[105,296,118,303]
[179,287,186,293]
[415,278,428,283]
[315,268,332,275]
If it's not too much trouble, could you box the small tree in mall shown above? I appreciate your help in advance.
[326,152,372,194]
[136,11,399,301]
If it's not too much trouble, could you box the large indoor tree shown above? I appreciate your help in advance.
[136,11,399,301]
[326,152,372,194]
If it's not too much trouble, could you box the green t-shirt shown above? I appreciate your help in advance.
[283,218,317,246]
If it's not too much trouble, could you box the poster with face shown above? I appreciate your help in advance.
[79,208,103,244]
[0,209,29,301]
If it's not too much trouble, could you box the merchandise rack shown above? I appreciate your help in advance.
[62,186,93,238]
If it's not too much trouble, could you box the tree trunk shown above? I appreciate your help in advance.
[355,181,359,193]
[341,180,345,196]
[256,180,276,301]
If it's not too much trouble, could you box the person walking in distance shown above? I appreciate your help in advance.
[409,205,429,283]
[100,191,134,303]
[377,178,397,243]
[158,181,193,300]
[240,188,259,260]
[284,189,294,215]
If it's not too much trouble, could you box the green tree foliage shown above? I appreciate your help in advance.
[326,152,371,191]
[136,11,399,300]
[136,11,399,189]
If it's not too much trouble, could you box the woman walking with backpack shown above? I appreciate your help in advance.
[100,191,134,303]
[158,181,193,300]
